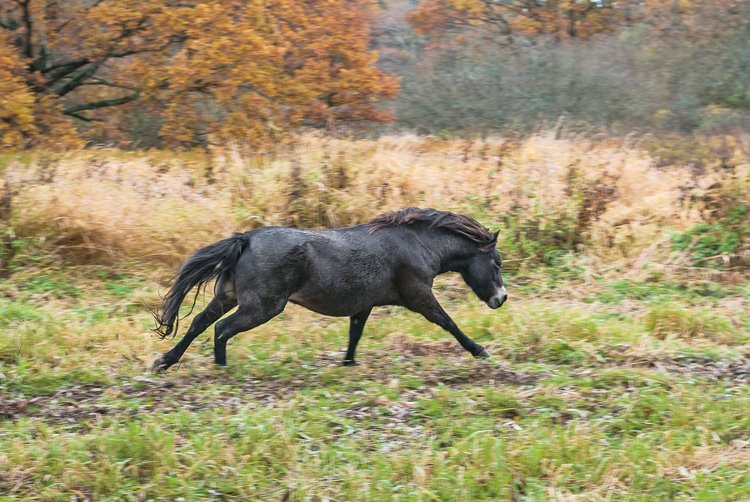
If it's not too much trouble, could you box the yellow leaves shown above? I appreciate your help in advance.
[449,0,486,17]
[0,0,397,147]
[0,36,37,148]
[0,91,36,148]
[156,0,398,145]
[0,37,80,150]
[410,0,631,40]
[509,16,545,37]
[407,0,454,35]
[31,96,83,149]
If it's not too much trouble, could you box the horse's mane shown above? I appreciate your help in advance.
[367,207,496,251]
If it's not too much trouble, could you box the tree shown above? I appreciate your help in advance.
[392,0,750,135]
[0,0,398,147]
[0,31,37,147]
[407,0,640,42]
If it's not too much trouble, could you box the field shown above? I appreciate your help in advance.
[1,134,749,500]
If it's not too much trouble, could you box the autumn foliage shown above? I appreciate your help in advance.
[407,0,633,41]
[0,0,398,148]
[406,1,748,43]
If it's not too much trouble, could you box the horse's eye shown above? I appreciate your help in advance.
[492,261,500,270]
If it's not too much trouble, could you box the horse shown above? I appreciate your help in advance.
[151,207,508,372]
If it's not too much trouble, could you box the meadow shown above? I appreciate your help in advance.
[0,133,749,500]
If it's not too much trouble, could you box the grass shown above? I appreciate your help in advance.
[0,134,749,499]
[1,264,748,500]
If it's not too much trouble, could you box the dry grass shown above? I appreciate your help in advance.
[2,132,748,277]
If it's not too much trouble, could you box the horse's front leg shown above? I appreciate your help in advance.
[403,290,490,359]
[343,308,372,366]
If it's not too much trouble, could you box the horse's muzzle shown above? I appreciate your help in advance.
[487,289,508,309]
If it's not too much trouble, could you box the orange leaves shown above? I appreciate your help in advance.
[0,0,398,147]
[0,36,35,147]
[280,0,399,122]
[154,0,399,144]
[409,0,632,41]
[408,0,457,35]
[0,34,79,148]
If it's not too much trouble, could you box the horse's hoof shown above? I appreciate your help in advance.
[151,356,170,373]
[474,348,491,359]
[342,359,357,366]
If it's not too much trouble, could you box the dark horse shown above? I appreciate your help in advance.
[151,207,507,372]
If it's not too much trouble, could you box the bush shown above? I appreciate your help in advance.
[672,205,748,268]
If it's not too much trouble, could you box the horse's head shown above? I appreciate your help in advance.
[456,235,507,309]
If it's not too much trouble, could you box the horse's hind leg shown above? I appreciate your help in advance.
[152,294,237,373]
[343,308,372,366]
[214,297,287,366]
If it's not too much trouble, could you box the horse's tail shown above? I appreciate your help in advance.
[153,232,249,339]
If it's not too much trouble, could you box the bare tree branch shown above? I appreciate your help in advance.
[64,92,140,115]
[42,58,91,75]
[0,17,19,30]
[79,76,139,92]
[19,0,33,59]
[42,60,92,89]
[54,63,100,96]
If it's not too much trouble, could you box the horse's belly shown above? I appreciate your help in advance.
[289,284,393,317]
[288,295,352,316]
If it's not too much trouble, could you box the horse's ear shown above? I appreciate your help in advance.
[492,229,500,241]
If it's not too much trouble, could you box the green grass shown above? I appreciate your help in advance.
[1,266,749,500]
[671,204,749,269]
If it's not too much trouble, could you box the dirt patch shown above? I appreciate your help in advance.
[0,395,38,420]
[1,348,539,425]
[316,343,540,387]
[395,338,467,357]
[662,443,750,482]
[1,372,318,424]
[645,354,750,382]
[421,363,539,386]
[4,349,744,426]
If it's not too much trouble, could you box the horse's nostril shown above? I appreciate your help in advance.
[488,293,507,309]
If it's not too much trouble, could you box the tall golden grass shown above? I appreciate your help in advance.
[2,132,748,272]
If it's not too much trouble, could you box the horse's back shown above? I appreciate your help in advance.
[237,225,401,316]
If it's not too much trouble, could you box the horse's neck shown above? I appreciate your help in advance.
[409,227,468,273]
